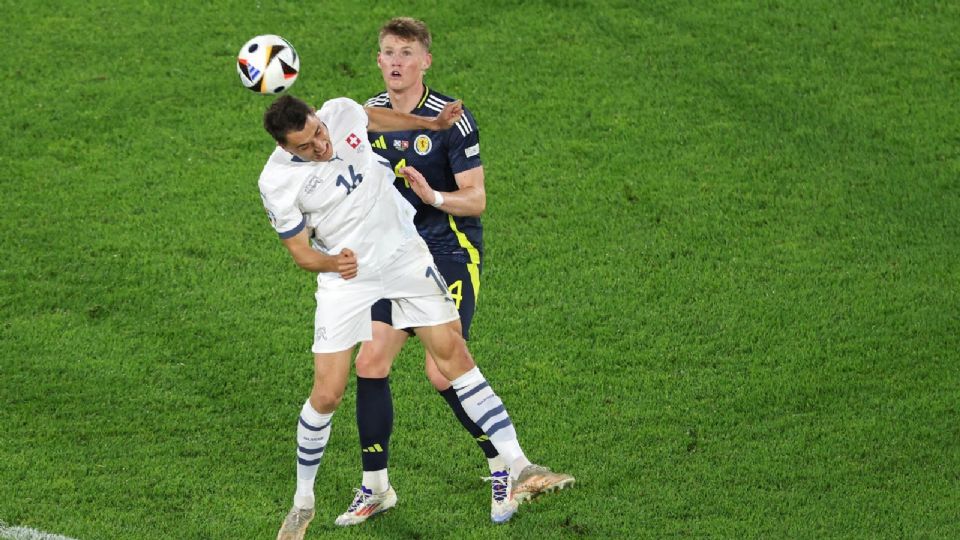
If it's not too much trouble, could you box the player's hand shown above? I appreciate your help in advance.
[336,248,358,280]
[433,99,463,130]
[398,166,436,205]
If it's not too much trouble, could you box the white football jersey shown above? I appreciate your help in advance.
[258,97,418,272]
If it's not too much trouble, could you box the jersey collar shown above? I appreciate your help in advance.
[415,85,430,110]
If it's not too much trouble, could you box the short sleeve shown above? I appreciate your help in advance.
[447,106,482,174]
[259,178,305,239]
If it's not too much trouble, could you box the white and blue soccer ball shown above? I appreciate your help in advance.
[237,34,300,94]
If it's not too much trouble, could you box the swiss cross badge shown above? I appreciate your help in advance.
[346,133,361,148]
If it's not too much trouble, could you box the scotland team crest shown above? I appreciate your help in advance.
[414,134,432,156]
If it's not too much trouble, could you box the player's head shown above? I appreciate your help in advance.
[263,95,334,162]
[379,16,432,51]
[377,17,432,93]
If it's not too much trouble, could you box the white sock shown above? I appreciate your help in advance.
[294,400,333,509]
[362,468,389,493]
[509,454,533,480]
[487,455,507,474]
[451,367,526,469]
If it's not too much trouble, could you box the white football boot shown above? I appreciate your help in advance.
[334,485,398,526]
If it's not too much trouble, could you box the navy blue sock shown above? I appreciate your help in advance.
[356,376,393,471]
[439,386,499,459]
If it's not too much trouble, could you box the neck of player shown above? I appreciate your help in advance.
[388,81,426,114]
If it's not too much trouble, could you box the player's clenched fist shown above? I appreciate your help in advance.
[434,99,463,130]
[337,248,358,280]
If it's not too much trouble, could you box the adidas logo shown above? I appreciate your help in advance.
[362,443,384,453]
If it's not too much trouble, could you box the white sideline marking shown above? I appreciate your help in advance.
[0,522,80,540]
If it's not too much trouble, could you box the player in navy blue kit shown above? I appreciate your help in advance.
[334,17,535,526]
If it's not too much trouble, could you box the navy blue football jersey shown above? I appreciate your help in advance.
[364,87,483,263]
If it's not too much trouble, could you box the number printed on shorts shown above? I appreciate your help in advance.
[426,266,455,303]
[447,280,463,310]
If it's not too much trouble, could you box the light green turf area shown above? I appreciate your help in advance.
[2,1,958,538]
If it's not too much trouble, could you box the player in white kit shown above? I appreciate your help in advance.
[259,95,574,540]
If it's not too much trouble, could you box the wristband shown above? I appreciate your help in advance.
[431,191,444,208]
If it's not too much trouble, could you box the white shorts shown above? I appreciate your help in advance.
[311,237,460,353]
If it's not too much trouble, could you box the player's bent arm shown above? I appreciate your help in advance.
[401,165,486,217]
[280,229,358,278]
[438,166,486,217]
[365,100,463,133]
[280,229,337,272]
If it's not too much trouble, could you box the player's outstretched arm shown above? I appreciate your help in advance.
[280,229,358,279]
[365,100,463,133]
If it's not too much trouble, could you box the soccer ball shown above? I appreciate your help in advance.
[236,34,300,94]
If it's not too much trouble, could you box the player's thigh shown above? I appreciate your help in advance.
[310,347,355,412]
[423,258,479,389]
[355,319,409,378]
[414,321,474,381]
[312,278,380,354]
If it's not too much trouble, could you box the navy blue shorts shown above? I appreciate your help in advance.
[371,256,481,339]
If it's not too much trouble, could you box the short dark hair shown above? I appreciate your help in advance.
[263,94,313,144]
[379,17,431,51]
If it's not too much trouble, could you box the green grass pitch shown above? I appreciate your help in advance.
[2,1,958,538]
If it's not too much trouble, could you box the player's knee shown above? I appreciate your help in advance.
[355,346,392,378]
[431,338,475,379]
[309,387,344,412]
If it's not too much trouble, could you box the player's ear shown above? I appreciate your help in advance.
[422,52,432,71]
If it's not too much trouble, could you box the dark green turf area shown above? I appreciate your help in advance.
[2,1,958,538]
